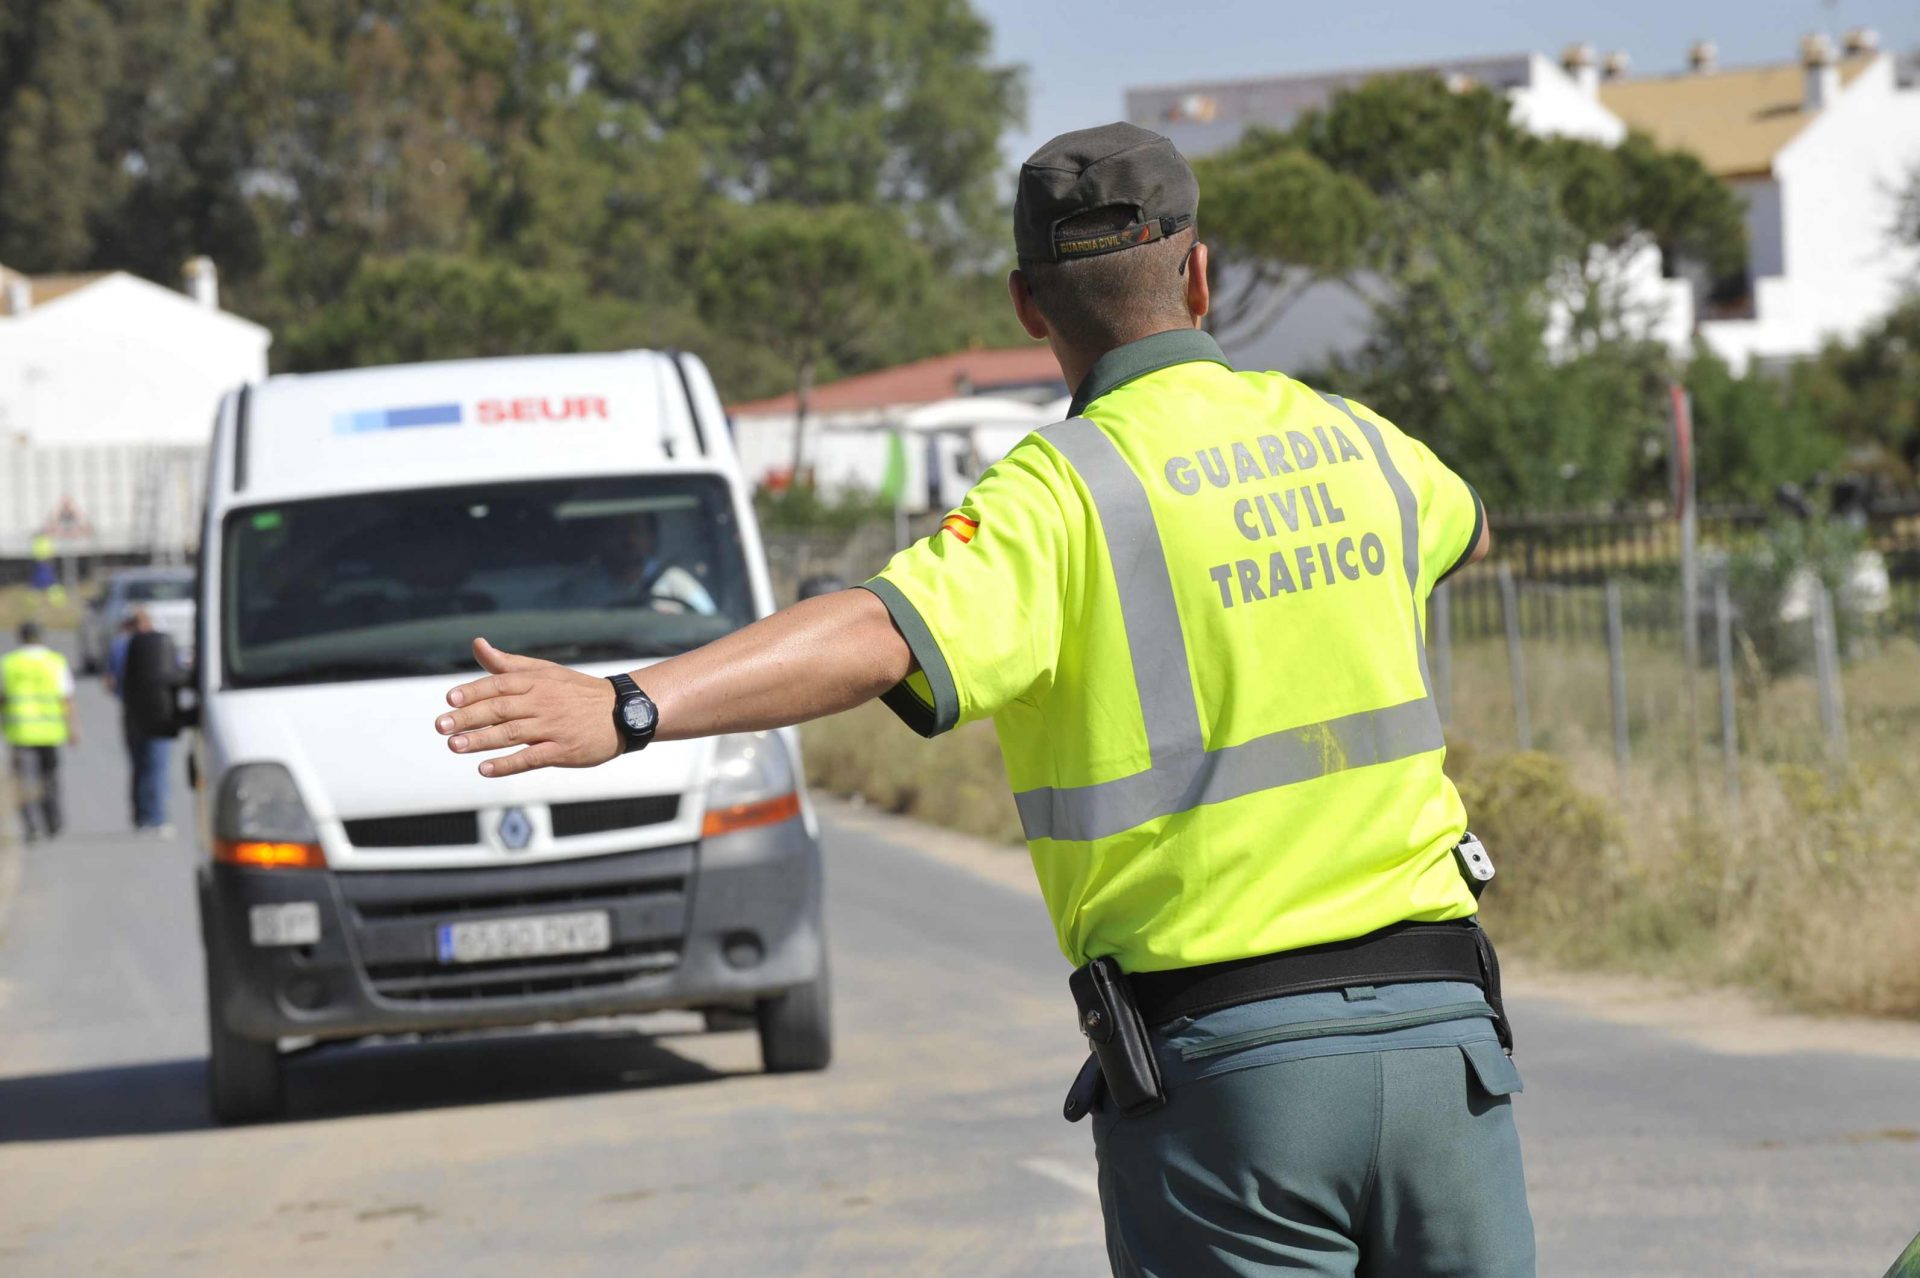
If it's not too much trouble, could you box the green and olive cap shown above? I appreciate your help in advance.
[1013,122,1198,264]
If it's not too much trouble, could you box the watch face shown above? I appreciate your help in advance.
[620,695,657,736]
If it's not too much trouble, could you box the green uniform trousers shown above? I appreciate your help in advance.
[1090,987,1534,1276]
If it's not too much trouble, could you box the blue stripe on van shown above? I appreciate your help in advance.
[332,403,464,434]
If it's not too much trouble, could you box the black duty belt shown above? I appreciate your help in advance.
[1064,918,1511,1123]
[1130,919,1506,1040]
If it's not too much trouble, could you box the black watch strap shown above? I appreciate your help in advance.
[608,673,657,754]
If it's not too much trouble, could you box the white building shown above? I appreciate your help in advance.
[728,346,1066,509]
[1126,32,1920,374]
[1601,34,1920,371]
[0,258,270,558]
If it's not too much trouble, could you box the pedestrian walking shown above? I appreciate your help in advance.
[430,123,1528,1275]
[3,620,77,843]
[107,608,180,836]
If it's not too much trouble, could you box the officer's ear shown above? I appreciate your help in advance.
[1007,268,1050,342]
[1183,241,1211,327]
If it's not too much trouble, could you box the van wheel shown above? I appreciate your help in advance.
[756,966,832,1074]
[205,963,284,1124]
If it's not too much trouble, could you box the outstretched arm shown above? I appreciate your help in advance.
[434,588,913,777]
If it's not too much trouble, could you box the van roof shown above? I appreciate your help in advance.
[226,351,732,504]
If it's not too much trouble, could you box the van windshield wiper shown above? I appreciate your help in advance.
[516,639,685,663]
[245,656,462,686]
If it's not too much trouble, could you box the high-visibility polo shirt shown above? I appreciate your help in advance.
[863,329,1485,972]
[3,644,75,747]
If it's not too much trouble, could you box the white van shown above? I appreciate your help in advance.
[188,351,829,1122]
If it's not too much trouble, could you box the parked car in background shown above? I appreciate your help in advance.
[80,567,197,674]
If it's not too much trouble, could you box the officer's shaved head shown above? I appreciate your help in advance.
[1020,206,1198,350]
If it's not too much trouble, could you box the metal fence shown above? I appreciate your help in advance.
[1449,498,1920,642]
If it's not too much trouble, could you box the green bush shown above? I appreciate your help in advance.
[1723,518,1867,676]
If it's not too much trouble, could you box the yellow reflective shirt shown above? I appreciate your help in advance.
[2,644,74,747]
[864,330,1485,972]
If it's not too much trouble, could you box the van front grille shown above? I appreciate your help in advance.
[338,845,693,1006]
[362,943,681,1002]
[343,810,478,848]
[549,795,679,838]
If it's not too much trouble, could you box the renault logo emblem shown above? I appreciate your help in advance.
[497,807,533,852]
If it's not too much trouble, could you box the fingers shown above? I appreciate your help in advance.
[473,636,551,675]
[445,671,533,709]
[477,742,565,778]
[435,694,534,735]
[445,718,541,755]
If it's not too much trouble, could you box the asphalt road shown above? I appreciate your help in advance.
[1,676,1916,1276]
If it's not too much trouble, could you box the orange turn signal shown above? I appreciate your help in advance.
[215,838,327,869]
[701,792,802,839]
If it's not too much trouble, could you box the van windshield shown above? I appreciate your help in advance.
[222,476,755,689]
[121,575,194,604]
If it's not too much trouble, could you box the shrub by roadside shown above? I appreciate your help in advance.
[800,702,1025,845]
[802,703,1920,1018]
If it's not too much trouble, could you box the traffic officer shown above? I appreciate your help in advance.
[3,620,77,843]
[432,122,1532,1276]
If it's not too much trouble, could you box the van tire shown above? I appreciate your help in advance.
[756,966,832,1074]
[205,961,284,1124]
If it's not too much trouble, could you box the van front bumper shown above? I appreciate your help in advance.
[199,818,823,1043]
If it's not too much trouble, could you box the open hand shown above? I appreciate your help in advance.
[435,638,621,777]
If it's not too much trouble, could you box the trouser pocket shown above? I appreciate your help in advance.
[1461,1038,1524,1099]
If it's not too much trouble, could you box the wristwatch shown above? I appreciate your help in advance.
[607,673,659,754]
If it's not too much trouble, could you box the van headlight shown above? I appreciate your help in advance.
[701,732,800,838]
[214,763,326,869]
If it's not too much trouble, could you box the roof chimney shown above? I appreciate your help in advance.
[182,255,218,309]
[1687,40,1718,74]
[1601,50,1631,81]
[2,271,28,316]
[1561,43,1600,97]
[1801,32,1839,111]
[1843,28,1879,56]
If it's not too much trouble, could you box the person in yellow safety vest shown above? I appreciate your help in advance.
[3,620,77,843]
[430,122,1532,1276]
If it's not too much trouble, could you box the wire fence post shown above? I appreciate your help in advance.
[1431,582,1453,727]
[1812,581,1849,771]
[1498,564,1532,750]
[1606,579,1630,778]
[1714,577,1739,800]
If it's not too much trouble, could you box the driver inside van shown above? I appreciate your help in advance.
[574,511,717,616]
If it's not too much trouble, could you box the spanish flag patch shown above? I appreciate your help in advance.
[939,513,978,544]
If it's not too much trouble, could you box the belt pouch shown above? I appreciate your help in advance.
[1069,957,1166,1117]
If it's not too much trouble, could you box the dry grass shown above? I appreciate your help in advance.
[801,702,1026,845]
[0,585,82,634]
[801,634,1920,1017]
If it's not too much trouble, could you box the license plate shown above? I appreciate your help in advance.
[436,911,612,965]
[250,901,321,947]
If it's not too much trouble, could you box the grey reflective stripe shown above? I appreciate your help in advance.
[1321,392,1435,701]
[1039,417,1204,763]
[1014,697,1444,844]
[1016,405,1445,844]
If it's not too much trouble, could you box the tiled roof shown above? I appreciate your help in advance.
[729,346,1064,416]
[1599,54,1874,178]
[0,266,114,312]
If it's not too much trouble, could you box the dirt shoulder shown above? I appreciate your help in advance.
[816,795,1920,1063]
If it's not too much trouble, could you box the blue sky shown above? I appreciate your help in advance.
[974,0,1920,163]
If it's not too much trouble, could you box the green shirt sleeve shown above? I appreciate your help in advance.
[860,438,1074,737]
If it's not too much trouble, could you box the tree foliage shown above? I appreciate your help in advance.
[699,202,932,470]
[1198,73,1775,508]
[1198,74,1749,350]
[0,0,1027,397]
[1326,158,1670,508]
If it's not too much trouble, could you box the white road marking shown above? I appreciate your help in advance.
[1018,1156,1100,1200]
